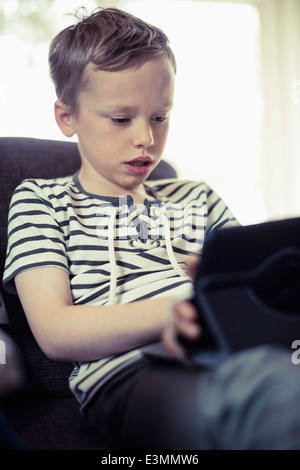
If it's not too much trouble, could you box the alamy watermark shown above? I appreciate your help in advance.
[291,340,300,364]
[95,200,205,247]
[0,339,6,365]
[291,80,300,104]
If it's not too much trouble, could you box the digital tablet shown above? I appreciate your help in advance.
[184,217,300,366]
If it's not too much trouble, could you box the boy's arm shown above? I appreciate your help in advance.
[15,267,173,362]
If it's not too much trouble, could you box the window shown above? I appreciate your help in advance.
[119,0,263,225]
[2,0,299,225]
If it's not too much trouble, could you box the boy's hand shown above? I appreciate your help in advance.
[162,299,201,358]
[162,256,202,358]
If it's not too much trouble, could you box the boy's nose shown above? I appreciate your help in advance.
[132,121,154,148]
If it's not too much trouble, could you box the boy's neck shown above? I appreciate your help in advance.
[77,171,155,204]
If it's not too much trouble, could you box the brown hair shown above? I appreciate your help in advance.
[49,7,176,115]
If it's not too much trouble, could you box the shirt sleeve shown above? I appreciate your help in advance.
[3,180,68,293]
[205,185,240,232]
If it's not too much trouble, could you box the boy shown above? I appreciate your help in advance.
[3,8,300,450]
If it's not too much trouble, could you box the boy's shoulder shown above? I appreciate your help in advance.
[13,174,76,196]
[146,178,211,197]
[10,174,79,211]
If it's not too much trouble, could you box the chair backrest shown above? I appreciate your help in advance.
[0,136,177,397]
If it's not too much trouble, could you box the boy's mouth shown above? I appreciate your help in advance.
[129,162,149,166]
[125,156,152,175]
[127,156,152,165]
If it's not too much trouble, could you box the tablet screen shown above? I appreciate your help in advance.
[196,217,300,279]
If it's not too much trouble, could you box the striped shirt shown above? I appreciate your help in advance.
[3,173,238,408]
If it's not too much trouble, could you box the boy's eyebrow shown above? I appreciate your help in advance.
[103,101,173,113]
[103,105,137,113]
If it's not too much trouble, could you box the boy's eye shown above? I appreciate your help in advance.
[110,116,168,125]
[152,116,167,123]
[111,118,130,125]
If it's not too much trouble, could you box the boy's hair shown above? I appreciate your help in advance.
[49,7,176,115]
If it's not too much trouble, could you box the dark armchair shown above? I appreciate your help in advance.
[0,136,177,450]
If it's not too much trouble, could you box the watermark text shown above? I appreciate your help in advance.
[291,80,300,104]
[0,339,6,364]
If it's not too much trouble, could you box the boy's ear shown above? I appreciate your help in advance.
[54,100,76,138]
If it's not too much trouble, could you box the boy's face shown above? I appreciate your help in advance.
[57,57,175,198]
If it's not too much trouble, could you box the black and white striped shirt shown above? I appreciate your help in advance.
[3,173,238,408]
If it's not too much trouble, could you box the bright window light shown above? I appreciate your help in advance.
[120,0,264,225]
[0,0,264,225]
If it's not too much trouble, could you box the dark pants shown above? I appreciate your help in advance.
[0,408,25,450]
[85,346,300,450]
